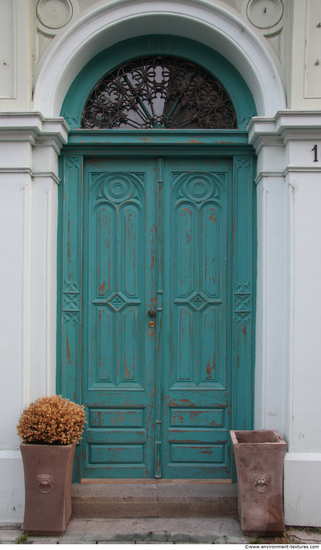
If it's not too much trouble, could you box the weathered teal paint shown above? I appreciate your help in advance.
[58,151,255,480]
[161,157,232,478]
[57,155,83,480]
[57,35,256,481]
[83,157,157,477]
[65,129,251,149]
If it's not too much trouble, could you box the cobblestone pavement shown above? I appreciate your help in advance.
[1,519,321,544]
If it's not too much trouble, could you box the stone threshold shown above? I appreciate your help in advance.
[72,480,238,519]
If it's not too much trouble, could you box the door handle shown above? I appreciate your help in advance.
[148,309,156,317]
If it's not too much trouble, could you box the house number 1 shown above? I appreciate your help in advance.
[312,144,318,162]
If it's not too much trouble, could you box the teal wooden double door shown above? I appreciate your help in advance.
[60,153,254,480]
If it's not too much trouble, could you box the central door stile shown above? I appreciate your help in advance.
[155,158,164,479]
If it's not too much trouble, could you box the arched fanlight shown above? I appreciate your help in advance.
[81,56,237,130]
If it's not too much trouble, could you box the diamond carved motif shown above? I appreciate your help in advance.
[190,293,207,311]
[108,294,126,312]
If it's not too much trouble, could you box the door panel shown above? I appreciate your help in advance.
[82,158,157,478]
[69,154,253,480]
[161,158,232,478]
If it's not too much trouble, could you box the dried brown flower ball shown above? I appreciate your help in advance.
[17,395,86,445]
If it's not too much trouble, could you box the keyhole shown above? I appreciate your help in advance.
[263,7,267,13]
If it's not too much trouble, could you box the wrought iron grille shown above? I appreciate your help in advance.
[81,56,237,130]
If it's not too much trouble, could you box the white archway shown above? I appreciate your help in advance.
[33,0,286,118]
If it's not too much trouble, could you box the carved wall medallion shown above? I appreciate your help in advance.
[252,472,271,493]
[247,0,284,29]
[37,474,54,493]
[36,0,73,30]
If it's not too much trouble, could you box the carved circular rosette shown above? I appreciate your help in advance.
[184,173,218,203]
[103,174,132,203]
[36,0,73,30]
[37,474,54,494]
[247,0,284,30]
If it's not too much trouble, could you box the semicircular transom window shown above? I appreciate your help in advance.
[81,56,237,130]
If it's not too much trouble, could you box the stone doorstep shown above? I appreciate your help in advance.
[0,518,249,544]
[71,481,238,519]
[3,520,321,545]
[45,517,246,543]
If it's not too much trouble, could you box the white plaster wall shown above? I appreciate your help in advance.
[0,116,67,523]
[290,172,321,453]
[0,171,31,523]
[0,171,32,449]
[0,0,321,528]
[0,452,24,524]
[289,0,321,110]
[285,454,321,526]
[249,114,321,526]
[254,174,289,437]
[0,0,32,111]
[30,176,58,401]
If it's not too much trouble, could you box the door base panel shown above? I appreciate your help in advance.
[80,478,232,484]
[72,482,237,518]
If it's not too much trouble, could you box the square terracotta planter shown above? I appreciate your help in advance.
[230,430,286,536]
[20,442,76,535]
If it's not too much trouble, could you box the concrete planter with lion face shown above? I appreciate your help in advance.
[20,442,76,535]
[230,430,286,536]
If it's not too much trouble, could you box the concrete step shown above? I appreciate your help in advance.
[71,480,238,519]
[0,518,249,544]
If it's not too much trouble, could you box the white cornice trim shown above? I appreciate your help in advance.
[283,166,321,176]
[0,167,33,176]
[33,171,61,185]
[285,453,321,461]
[255,165,321,185]
[248,111,321,152]
[0,167,60,185]
[254,171,284,185]
[0,113,70,150]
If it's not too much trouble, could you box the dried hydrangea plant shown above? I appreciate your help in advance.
[17,395,86,445]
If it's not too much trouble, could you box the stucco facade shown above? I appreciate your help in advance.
[1,0,321,526]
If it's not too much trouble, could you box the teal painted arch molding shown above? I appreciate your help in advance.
[61,35,257,131]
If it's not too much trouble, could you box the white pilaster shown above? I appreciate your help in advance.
[0,113,69,523]
[249,112,321,526]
